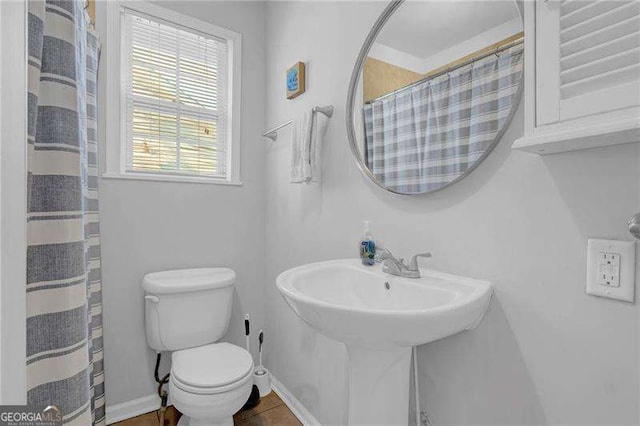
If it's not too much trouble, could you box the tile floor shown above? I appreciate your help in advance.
[112,392,302,426]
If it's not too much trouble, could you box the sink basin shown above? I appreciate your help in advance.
[277,259,492,348]
[276,259,492,425]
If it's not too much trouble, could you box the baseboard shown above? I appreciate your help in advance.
[271,375,320,426]
[105,393,165,424]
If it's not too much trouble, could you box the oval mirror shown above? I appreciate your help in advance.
[346,0,524,195]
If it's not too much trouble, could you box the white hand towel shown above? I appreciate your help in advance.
[290,111,312,183]
[308,111,329,183]
[290,109,329,183]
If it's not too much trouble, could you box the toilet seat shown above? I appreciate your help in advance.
[171,342,254,395]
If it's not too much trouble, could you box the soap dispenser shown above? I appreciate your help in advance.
[360,220,376,266]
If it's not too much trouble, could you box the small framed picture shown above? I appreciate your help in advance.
[286,62,305,99]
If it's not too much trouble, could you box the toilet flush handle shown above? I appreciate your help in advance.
[145,295,160,303]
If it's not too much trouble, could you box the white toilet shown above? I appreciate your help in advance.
[143,268,254,426]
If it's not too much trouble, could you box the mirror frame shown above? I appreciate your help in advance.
[345,0,524,196]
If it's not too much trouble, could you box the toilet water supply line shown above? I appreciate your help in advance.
[154,352,170,424]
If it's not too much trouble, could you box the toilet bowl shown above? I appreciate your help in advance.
[142,268,254,426]
[170,343,254,426]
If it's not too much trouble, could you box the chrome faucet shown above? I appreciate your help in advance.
[375,249,432,278]
[405,253,432,278]
[376,249,405,276]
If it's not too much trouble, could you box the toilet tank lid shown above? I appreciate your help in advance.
[143,268,235,294]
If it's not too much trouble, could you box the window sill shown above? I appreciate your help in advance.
[102,172,242,186]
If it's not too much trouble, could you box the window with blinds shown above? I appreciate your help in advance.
[121,9,229,179]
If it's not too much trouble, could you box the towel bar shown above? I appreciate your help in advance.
[262,105,334,141]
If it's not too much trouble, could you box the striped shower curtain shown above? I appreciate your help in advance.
[27,1,105,424]
[363,44,524,194]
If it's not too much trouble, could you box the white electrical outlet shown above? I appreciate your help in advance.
[586,239,635,302]
[597,252,620,287]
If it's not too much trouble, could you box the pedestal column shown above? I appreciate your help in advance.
[346,345,412,426]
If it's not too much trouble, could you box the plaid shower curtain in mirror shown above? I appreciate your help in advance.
[363,45,524,194]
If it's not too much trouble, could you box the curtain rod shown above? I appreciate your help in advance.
[365,37,524,105]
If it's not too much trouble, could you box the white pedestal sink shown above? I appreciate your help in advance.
[276,259,492,425]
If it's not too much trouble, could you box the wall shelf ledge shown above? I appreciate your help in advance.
[512,116,640,155]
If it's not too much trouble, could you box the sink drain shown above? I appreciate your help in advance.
[384,281,390,290]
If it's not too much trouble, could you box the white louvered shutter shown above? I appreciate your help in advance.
[121,9,229,178]
[536,0,640,126]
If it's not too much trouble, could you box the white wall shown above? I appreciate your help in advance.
[0,0,27,403]
[97,1,266,407]
[416,17,522,73]
[263,2,639,425]
[369,17,522,74]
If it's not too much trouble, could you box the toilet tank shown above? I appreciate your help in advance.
[143,268,236,351]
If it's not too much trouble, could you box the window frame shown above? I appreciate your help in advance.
[101,0,242,185]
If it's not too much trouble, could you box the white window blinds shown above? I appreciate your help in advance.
[121,9,229,178]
